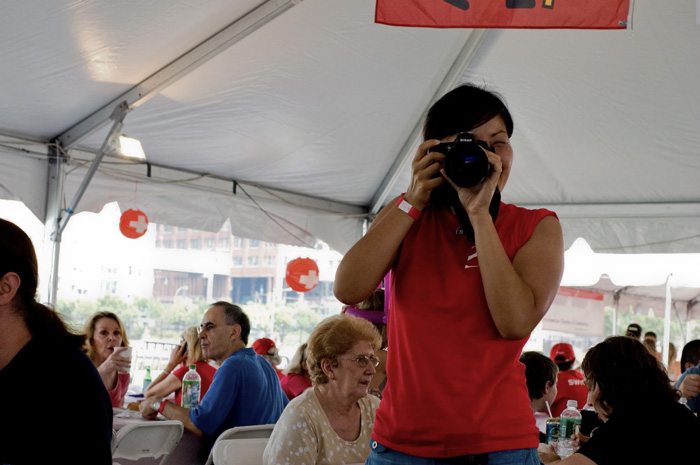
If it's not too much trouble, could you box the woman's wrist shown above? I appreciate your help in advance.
[466,208,493,224]
[401,192,425,211]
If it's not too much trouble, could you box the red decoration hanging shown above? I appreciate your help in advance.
[119,208,149,239]
[285,257,319,292]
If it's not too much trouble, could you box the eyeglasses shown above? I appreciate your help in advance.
[197,322,221,334]
[336,355,380,368]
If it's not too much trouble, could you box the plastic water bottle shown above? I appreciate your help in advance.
[181,364,201,409]
[558,400,582,458]
[142,366,152,392]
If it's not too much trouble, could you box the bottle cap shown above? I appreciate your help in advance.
[190,364,196,369]
[567,400,578,408]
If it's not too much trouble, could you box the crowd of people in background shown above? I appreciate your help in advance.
[4,214,700,465]
[4,82,700,465]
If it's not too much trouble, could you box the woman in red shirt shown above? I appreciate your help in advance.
[145,326,217,406]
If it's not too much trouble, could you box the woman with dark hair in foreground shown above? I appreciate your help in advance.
[541,336,700,464]
[0,218,112,464]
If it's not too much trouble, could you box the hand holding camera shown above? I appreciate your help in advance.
[428,132,493,188]
[403,139,447,211]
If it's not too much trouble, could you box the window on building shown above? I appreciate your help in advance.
[164,225,173,232]
[101,281,117,294]
[205,238,214,249]
[232,257,243,266]
[248,256,259,266]
[264,255,275,266]
[218,238,229,248]
[233,237,244,248]
[162,240,173,248]
[176,240,187,249]
[190,239,200,249]
[249,239,260,248]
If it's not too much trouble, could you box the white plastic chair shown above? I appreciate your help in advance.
[111,420,184,465]
[212,438,270,465]
[205,424,275,465]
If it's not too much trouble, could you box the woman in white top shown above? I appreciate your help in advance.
[263,314,382,465]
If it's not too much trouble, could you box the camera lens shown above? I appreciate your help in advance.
[443,139,489,188]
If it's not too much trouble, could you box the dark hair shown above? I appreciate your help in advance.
[520,351,558,400]
[555,360,574,372]
[644,331,657,339]
[213,301,250,345]
[423,83,513,142]
[0,219,84,347]
[581,336,679,418]
[625,323,642,339]
[680,340,700,372]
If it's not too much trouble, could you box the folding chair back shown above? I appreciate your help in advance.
[212,438,270,465]
[112,420,184,465]
[204,424,275,465]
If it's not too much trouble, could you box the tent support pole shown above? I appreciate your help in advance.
[369,29,488,215]
[47,102,130,306]
[662,275,672,369]
[45,143,66,306]
[55,0,298,149]
[612,289,620,335]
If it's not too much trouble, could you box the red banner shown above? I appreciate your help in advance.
[376,0,630,29]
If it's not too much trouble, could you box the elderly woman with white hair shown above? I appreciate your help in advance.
[263,314,382,465]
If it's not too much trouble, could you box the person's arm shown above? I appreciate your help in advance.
[140,396,204,436]
[450,148,563,339]
[144,374,181,399]
[334,139,444,304]
[96,347,131,391]
[472,213,563,339]
[145,343,186,398]
[678,373,700,400]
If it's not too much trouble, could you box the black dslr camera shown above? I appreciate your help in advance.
[430,132,492,188]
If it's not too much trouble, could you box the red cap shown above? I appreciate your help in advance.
[251,338,276,355]
[550,343,575,363]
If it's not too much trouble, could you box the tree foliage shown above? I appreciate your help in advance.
[57,296,329,350]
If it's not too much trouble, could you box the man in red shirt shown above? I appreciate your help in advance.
[549,342,588,417]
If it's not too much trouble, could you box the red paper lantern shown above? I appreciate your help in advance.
[119,208,149,239]
[285,257,319,292]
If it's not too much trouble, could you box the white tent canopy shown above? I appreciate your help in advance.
[1,0,700,256]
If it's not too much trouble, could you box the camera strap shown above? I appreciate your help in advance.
[454,187,501,242]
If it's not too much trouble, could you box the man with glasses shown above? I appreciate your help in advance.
[141,301,288,443]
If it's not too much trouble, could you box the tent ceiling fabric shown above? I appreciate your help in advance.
[1,0,699,254]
